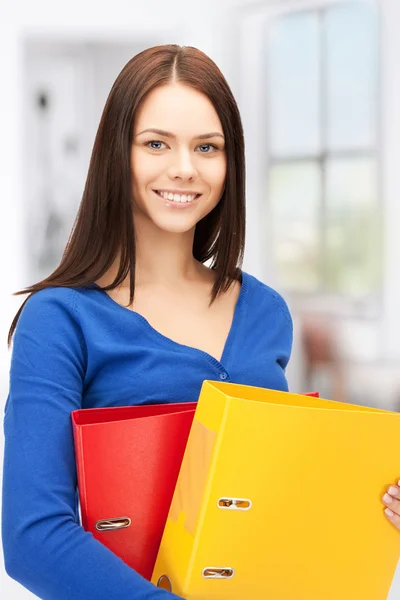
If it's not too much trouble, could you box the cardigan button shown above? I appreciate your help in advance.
[219,372,228,380]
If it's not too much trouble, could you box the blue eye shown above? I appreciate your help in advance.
[198,144,218,153]
[146,140,166,151]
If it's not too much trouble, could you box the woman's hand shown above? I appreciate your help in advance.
[382,483,400,529]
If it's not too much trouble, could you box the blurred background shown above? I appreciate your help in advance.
[1,0,400,597]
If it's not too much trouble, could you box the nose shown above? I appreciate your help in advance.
[167,148,198,181]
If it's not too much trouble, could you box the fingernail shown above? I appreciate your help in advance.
[383,493,393,503]
[389,486,398,496]
[385,508,395,518]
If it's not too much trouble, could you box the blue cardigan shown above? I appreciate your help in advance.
[2,271,292,599]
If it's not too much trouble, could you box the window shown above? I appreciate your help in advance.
[266,2,380,306]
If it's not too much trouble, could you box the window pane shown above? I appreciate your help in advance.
[268,162,321,291]
[326,3,378,150]
[267,13,321,157]
[325,158,380,295]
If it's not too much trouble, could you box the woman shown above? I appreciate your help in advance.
[2,44,398,600]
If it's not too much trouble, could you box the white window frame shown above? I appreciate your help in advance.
[240,0,381,317]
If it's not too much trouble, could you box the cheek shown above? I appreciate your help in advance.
[131,151,164,186]
[205,157,227,192]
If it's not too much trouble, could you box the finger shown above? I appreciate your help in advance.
[389,483,400,499]
[385,484,400,500]
[383,485,400,520]
[384,506,400,529]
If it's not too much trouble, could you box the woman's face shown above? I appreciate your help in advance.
[131,82,227,234]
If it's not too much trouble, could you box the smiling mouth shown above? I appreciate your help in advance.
[153,190,201,204]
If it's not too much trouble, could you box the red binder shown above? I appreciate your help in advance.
[71,402,197,580]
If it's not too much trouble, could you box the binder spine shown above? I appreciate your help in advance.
[72,420,89,530]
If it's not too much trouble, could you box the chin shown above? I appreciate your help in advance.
[153,217,198,234]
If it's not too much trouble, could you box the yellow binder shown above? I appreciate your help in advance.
[152,381,400,600]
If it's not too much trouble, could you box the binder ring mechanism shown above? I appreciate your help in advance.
[217,497,252,510]
[157,575,172,592]
[202,567,235,579]
[95,517,131,532]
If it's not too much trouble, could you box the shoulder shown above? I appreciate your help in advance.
[242,271,293,328]
[11,287,88,380]
[15,287,88,343]
[19,286,81,322]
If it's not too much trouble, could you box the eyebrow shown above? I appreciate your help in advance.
[136,128,225,141]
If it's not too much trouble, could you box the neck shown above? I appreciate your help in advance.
[103,213,207,289]
[134,218,200,286]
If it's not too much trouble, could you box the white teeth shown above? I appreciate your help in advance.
[157,191,197,203]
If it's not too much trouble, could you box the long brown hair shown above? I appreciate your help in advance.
[8,44,246,346]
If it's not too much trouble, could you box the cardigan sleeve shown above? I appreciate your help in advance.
[2,288,181,600]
